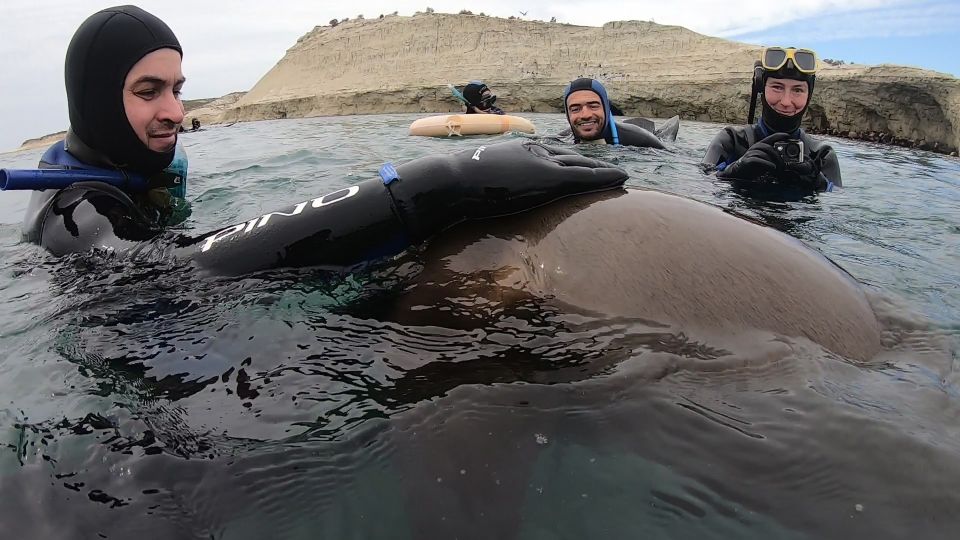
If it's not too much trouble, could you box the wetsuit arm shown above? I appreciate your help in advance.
[184,140,627,276]
[701,129,739,172]
[29,140,626,276]
[184,180,406,275]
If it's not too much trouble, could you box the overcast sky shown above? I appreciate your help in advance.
[1,0,957,152]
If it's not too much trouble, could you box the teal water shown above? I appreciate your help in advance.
[0,113,958,539]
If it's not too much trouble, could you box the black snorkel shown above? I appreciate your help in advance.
[747,60,764,124]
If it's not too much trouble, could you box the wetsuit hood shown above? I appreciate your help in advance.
[759,60,816,135]
[65,5,182,175]
[563,78,619,144]
[463,81,496,110]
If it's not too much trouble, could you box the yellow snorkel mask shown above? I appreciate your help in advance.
[760,47,819,74]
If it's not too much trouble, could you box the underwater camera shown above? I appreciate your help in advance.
[773,139,804,163]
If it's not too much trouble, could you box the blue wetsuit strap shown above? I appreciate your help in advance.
[379,163,400,185]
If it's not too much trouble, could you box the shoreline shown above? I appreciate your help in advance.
[9,113,959,158]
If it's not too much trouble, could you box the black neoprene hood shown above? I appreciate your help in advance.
[65,5,182,174]
[463,82,490,107]
[760,63,816,134]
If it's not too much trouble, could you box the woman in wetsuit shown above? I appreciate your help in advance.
[701,47,840,192]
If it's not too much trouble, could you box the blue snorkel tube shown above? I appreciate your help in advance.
[591,79,619,146]
[608,111,620,145]
[2,141,188,193]
[0,167,150,191]
[447,83,470,106]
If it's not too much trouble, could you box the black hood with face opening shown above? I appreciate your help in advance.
[759,61,816,135]
[65,5,182,174]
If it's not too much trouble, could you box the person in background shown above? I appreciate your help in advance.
[701,47,841,192]
[562,78,666,148]
[462,81,504,115]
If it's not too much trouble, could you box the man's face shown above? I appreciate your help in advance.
[566,90,605,141]
[764,77,809,117]
[123,48,185,152]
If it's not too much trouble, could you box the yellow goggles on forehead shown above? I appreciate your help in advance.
[760,47,819,74]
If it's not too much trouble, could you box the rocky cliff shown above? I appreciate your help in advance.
[181,13,960,154]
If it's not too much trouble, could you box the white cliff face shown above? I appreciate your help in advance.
[189,13,959,153]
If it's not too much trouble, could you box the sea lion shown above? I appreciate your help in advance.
[371,187,886,537]
[389,188,882,362]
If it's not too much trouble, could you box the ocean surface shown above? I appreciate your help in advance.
[0,113,958,539]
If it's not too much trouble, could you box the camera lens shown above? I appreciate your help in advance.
[785,144,800,159]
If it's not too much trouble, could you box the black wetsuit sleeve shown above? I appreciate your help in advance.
[184,180,407,275]
[28,140,627,277]
[184,140,628,276]
[30,182,162,256]
[701,128,744,171]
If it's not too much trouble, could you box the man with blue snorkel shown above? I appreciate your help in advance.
[22,4,192,239]
[701,47,841,192]
[562,78,665,148]
[16,6,628,275]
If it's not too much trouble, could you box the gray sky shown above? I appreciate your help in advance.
[1,0,955,152]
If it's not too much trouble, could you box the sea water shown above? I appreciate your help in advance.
[0,113,958,539]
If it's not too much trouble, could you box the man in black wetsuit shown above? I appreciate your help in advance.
[562,78,665,149]
[701,47,841,192]
[22,6,628,276]
[22,5,191,236]
[462,81,504,115]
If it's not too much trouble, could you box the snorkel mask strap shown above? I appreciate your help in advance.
[747,60,763,125]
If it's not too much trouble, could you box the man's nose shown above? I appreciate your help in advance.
[158,90,185,124]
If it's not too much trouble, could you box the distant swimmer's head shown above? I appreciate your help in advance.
[563,78,618,143]
[66,5,184,174]
[754,47,818,134]
[463,81,498,111]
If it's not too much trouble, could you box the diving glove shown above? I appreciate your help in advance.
[716,132,791,181]
[781,149,830,191]
[387,139,628,241]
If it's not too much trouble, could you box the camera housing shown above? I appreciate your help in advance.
[773,139,804,163]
